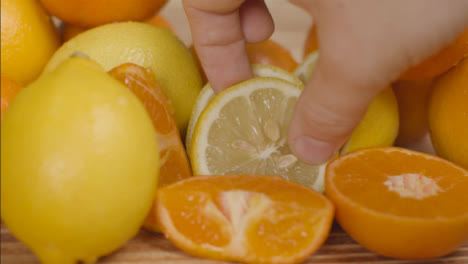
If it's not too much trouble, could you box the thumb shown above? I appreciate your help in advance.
[288,57,385,165]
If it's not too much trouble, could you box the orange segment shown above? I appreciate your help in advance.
[157,175,334,264]
[1,74,23,121]
[303,25,318,57]
[108,63,192,232]
[325,147,468,259]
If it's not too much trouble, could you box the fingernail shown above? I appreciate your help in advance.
[293,136,336,165]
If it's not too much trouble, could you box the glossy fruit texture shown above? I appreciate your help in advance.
[326,147,468,259]
[1,0,60,84]
[1,57,159,264]
[39,0,168,27]
[428,57,468,168]
[157,175,334,264]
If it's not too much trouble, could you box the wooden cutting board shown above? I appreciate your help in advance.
[2,223,467,264]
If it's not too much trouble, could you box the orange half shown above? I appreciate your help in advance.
[325,147,468,259]
[157,175,334,264]
[108,63,192,232]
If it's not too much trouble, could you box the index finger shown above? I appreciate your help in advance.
[183,0,253,92]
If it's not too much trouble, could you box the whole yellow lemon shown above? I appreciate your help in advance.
[1,0,60,84]
[1,57,159,264]
[44,22,202,134]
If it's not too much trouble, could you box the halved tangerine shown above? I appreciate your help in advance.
[157,174,334,264]
[108,63,192,232]
[325,147,468,259]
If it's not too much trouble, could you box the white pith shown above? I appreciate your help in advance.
[191,77,326,192]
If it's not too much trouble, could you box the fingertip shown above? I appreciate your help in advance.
[290,136,337,165]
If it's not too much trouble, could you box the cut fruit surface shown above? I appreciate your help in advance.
[157,174,334,264]
[293,51,319,84]
[190,77,327,192]
[325,147,468,259]
[108,63,192,232]
[186,64,303,156]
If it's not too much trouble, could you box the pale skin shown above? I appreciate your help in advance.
[182,0,468,165]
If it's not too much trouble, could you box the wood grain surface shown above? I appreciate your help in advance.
[2,223,467,264]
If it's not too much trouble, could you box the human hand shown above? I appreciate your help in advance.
[183,0,468,165]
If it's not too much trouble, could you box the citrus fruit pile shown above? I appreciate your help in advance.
[1,2,468,264]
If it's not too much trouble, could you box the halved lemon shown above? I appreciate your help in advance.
[186,64,303,154]
[190,77,326,192]
[293,51,319,84]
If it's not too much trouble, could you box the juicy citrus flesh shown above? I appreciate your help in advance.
[44,22,203,134]
[393,79,433,146]
[1,57,159,264]
[325,147,468,259]
[186,64,303,156]
[1,74,23,121]
[157,175,334,264]
[108,63,192,232]
[429,57,468,169]
[39,0,168,27]
[190,77,327,192]
[1,0,60,85]
[400,27,468,80]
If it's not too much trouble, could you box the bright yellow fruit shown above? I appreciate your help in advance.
[44,22,202,134]
[190,77,327,192]
[1,57,159,264]
[341,87,399,154]
[1,0,60,85]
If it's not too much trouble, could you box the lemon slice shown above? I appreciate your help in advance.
[293,51,319,83]
[190,77,326,192]
[186,64,303,154]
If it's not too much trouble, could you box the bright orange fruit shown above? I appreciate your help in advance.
[108,63,192,232]
[39,0,168,27]
[245,39,298,72]
[428,57,468,168]
[157,174,334,264]
[1,74,23,121]
[61,14,175,42]
[400,28,468,80]
[325,147,468,259]
[392,79,433,146]
[190,39,297,84]
[303,25,318,58]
